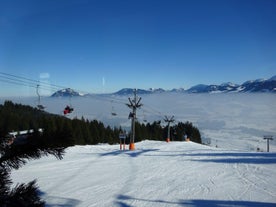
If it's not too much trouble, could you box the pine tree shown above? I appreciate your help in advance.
[0,130,65,207]
[173,122,202,143]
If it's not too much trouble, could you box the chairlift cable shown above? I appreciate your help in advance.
[0,72,73,94]
[0,72,67,90]
[0,78,37,88]
[0,72,128,106]
[0,72,176,122]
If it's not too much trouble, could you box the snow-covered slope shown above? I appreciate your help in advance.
[12,141,276,207]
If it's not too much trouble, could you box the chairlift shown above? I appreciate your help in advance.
[37,104,45,110]
[111,100,117,116]
[63,105,74,115]
[128,112,134,119]
[36,85,45,110]
[63,95,74,115]
[143,110,147,122]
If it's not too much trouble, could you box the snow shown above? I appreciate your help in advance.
[11,141,276,207]
[243,78,266,85]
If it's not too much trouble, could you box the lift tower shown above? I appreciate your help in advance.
[126,89,142,150]
[164,115,175,142]
[263,135,273,152]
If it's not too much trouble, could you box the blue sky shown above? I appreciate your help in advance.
[0,0,276,96]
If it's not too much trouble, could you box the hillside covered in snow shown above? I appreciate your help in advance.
[11,140,276,207]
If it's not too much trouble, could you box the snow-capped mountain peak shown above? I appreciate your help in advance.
[51,88,84,97]
[186,76,276,93]
[221,82,238,87]
[269,75,276,81]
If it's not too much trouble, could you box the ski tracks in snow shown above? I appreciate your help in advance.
[46,149,99,193]
[11,141,276,207]
[234,163,276,200]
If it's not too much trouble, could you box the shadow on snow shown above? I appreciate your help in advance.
[190,152,276,164]
[39,192,81,207]
[187,152,276,158]
[116,194,276,207]
[44,197,81,207]
[145,151,276,164]
[100,149,159,158]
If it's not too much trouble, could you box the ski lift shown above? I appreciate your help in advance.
[128,112,134,119]
[143,110,147,122]
[63,95,74,115]
[63,105,74,115]
[36,85,45,110]
[111,100,117,116]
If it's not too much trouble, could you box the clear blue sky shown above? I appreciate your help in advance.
[0,0,276,96]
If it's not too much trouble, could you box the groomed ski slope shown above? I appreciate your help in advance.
[12,141,276,207]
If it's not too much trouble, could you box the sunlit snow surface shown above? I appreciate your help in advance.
[11,141,276,207]
[3,93,276,151]
[6,93,276,206]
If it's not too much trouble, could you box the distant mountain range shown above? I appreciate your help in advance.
[188,75,276,94]
[113,88,166,95]
[51,76,276,97]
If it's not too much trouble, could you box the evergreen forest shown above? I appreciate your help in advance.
[0,100,201,146]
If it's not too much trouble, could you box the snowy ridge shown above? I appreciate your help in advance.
[12,140,276,207]
[51,88,85,97]
[187,76,276,93]
[269,75,276,81]
[50,76,276,96]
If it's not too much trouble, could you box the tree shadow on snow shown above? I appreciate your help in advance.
[43,195,81,207]
[116,194,276,207]
[190,152,276,164]
[188,152,276,158]
[37,188,81,207]
[100,149,159,158]
[145,151,276,164]
[180,199,276,207]
[115,201,134,207]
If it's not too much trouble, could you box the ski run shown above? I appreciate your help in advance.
[12,140,276,207]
